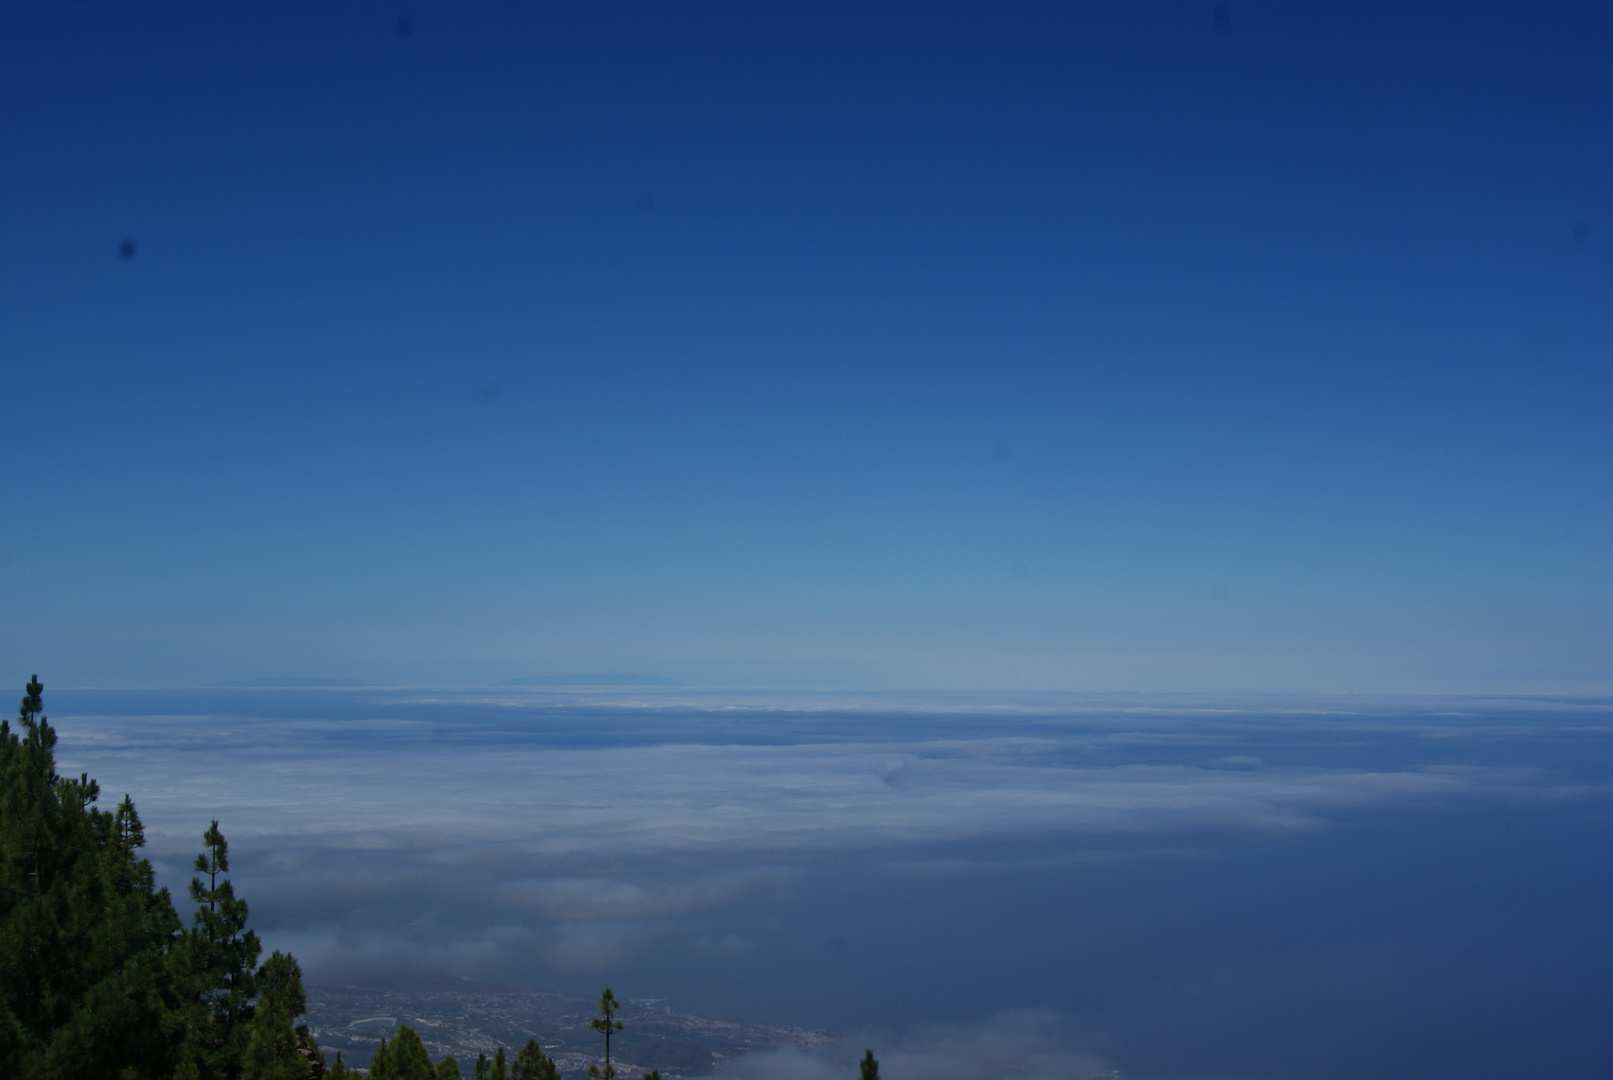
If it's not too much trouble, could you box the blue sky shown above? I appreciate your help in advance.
[3,2,1610,690]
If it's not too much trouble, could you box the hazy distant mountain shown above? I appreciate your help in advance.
[212,677,370,688]
[496,672,683,687]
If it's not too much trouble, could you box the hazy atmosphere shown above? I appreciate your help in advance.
[3,4,1612,1080]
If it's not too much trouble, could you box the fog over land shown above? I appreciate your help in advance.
[47,687,1613,1080]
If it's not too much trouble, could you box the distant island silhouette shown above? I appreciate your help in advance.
[496,673,683,687]
[212,677,370,688]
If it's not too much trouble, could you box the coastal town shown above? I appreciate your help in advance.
[302,983,833,1075]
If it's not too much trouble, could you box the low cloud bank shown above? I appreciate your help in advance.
[721,1012,1115,1080]
[45,689,1609,1002]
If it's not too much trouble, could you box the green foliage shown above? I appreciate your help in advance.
[473,1046,511,1080]
[436,1054,463,1079]
[0,676,181,1078]
[0,676,314,1080]
[473,1041,548,1080]
[240,955,313,1080]
[371,1025,436,1080]
[512,1037,559,1080]
[181,819,260,1065]
[586,988,624,1080]
[589,988,623,1037]
[327,1050,351,1077]
[372,1036,395,1076]
[172,821,313,1080]
[860,1050,879,1080]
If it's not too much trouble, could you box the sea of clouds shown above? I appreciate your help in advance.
[43,688,1613,1080]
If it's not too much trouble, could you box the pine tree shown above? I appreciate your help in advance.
[586,988,624,1080]
[175,820,265,1076]
[0,673,320,1076]
[475,1046,510,1080]
[0,675,185,1078]
[437,1054,463,1079]
[1,676,316,1075]
[860,1050,880,1080]
[372,1035,396,1077]
[241,951,313,1079]
[512,1037,559,1080]
[371,1025,435,1080]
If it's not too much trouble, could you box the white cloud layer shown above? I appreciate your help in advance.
[60,694,1552,863]
[44,688,1606,995]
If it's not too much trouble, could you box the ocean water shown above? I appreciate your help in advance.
[43,688,1613,1080]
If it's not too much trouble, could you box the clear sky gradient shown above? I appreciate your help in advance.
[3,2,1610,690]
